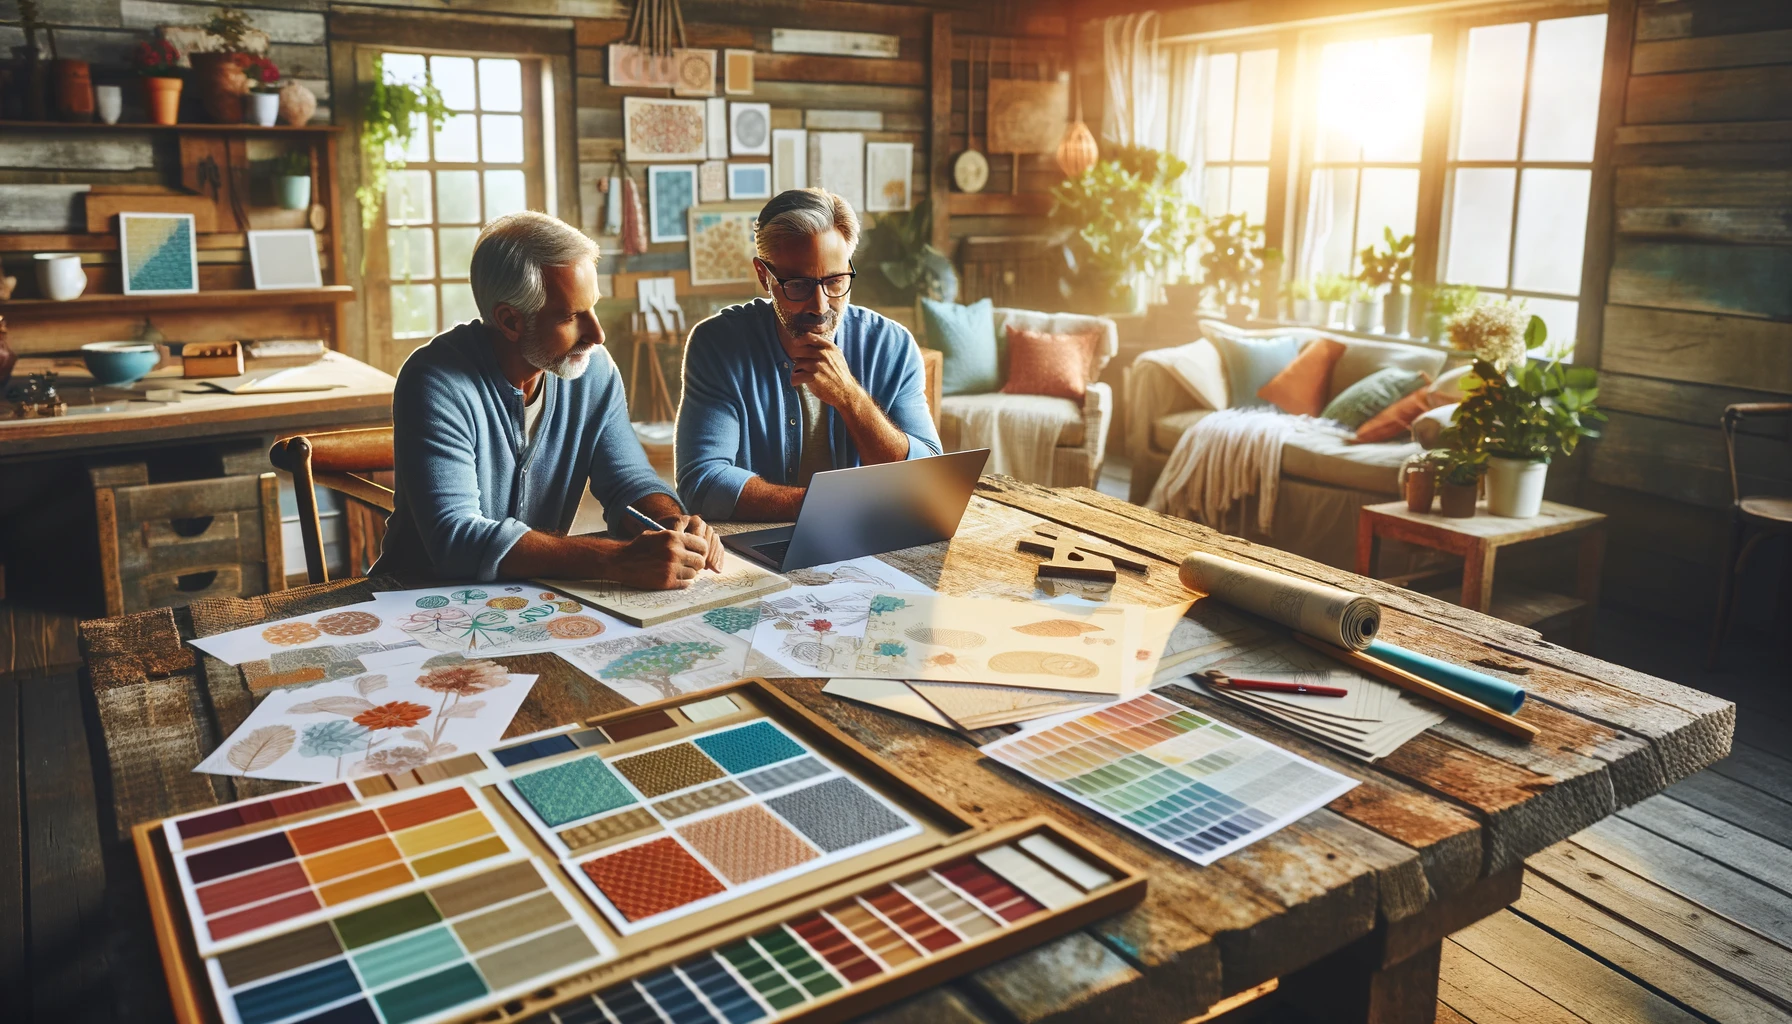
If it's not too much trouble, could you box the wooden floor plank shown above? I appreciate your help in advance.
[1618,793,1792,896]
[1572,818,1792,949]
[0,674,24,1022]
[1439,937,1591,1024]
[1662,769,1792,848]
[1434,1003,1474,1024]
[1704,742,1792,807]
[1451,910,1702,1024]
[1527,841,1792,1009]
[1516,873,1790,1023]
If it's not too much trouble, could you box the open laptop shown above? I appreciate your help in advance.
[722,449,991,571]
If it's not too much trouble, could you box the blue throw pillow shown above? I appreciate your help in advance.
[921,297,998,395]
[1207,330,1303,409]
[1321,367,1431,428]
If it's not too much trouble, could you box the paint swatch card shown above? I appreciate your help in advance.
[190,602,413,667]
[368,584,621,656]
[195,656,538,783]
[982,691,1358,865]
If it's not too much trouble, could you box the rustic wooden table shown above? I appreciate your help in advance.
[65,479,1729,1024]
[1357,500,1607,650]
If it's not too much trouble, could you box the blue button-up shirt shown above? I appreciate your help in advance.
[675,299,942,520]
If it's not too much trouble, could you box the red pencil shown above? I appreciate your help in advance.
[1204,673,1348,697]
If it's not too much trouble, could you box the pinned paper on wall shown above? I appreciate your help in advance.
[772,128,808,193]
[808,131,864,216]
[623,97,708,162]
[864,142,913,211]
[724,49,755,94]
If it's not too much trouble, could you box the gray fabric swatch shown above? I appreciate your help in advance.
[765,776,908,852]
[737,755,828,794]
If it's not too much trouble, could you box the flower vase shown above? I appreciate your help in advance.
[246,90,279,126]
[1486,457,1548,518]
[50,59,94,121]
[1383,288,1409,336]
[95,84,122,124]
[1399,456,1436,513]
[142,76,182,124]
[189,52,247,123]
[1350,298,1378,332]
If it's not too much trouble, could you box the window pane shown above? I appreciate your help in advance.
[1445,168,1515,288]
[1512,168,1590,294]
[1356,168,1419,274]
[1519,297,1578,361]
[386,170,431,225]
[1233,49,1277,162]
[435,113,479,163]
[388,226,434,280]
[388,111,429,163]
[382,53,426,87]
[484,170,527,220]
[1456,22,1528,161]
[1232,166,1269,225]
[479,59,523,112]
[438,226,479,279]
[441,283,479,329]
[1205,52,1237,162]
[1307,166,1358,276]
[392,283,437,339]
[431,56,477,110]
[1204,166,1230,219]
[1316,35,1430,163]
[1315,39,1369,162]
[482,114,524,163]
[436,170,481,224]
[1525,15,1605,161]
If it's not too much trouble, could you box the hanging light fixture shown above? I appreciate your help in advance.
[1056,50,1098,178]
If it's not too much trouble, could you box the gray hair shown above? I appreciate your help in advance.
[754,188,860,259]
[469,211,599,324]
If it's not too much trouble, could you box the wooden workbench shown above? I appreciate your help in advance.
[50,478,1733,1024]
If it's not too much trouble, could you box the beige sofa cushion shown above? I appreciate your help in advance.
[1330,337,1448,397]
[1281,431,1419,493]
[1151,408,1212,451]
[940,392,1085,449]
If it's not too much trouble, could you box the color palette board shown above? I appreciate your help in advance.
[494,716,923,934]
[165,781,527,955]
[982,690,1359,865]
[204,859,615,1024]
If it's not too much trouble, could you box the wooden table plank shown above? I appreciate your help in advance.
[0,673,24,1022]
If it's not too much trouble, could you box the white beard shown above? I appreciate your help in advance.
[522,331,594,380]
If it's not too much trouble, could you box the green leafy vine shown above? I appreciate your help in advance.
[356,55,450,234]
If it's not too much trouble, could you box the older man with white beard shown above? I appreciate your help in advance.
[373,211,721,586]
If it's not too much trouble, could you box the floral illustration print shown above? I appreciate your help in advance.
[415,659,509,747]
[299,719,370,778]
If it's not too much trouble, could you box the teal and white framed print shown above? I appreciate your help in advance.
[648,164,699,243]
[119,212,198,295]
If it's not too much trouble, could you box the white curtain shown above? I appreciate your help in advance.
[1299,169,1335,281]
[1165,43,1208,202]
[1102,13,1162,149]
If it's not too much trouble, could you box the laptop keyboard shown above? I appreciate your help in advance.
[752,540,790,565]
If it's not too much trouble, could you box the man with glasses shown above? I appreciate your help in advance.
[675,188,941,521]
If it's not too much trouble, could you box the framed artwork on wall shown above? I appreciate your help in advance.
[119,212,198,295]
[730,102,771,156]
[772,129,807,193]
[699,160,728,203]
[808,131,863,214]
[647,164,699,243]
[864,142,913,212]
[671,48,716,97]
[727,163,771,201]
[247,229,323,290]
[705,97,729,158]
[688,206,759,286]
[724,49,754,94]
[623,97,709,162]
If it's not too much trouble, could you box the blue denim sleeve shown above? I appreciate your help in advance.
[675,327,757,521]
[881,322,944,460]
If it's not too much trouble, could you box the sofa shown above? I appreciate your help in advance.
[1125,322,1457,570]
[928,307,1119,490]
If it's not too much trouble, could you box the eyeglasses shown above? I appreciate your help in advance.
[757,258,856,302]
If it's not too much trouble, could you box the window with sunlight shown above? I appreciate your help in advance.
[1202,48,1278,225]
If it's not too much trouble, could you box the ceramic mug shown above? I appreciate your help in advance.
[95,84,123,124]
[34,253,87,301]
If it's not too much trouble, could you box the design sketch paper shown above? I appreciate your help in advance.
[864,142,913,211]
[367,583,626,656]
[190,601,411,666]
[541,551,790,627]
[772,128,808,192]
[983,690,1358,865]
[555,619,751,705]
[705,97,729,158]
[808,131,864,216]
[196,657,537,782]
[822,679,955,729]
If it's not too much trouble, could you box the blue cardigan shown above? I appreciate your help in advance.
[675,299,942,520]
[372,321,676,581]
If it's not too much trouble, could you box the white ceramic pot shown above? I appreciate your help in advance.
[1486,456,1548,518]
[35,252,86,301]
[247,91,280,126]
[95,84,122,124]
[1324,300,1345,327]
[1350,297,1378,332]
[1293,298,1325,325]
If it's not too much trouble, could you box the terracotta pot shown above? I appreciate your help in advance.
[142,76,182,125]
[50,58,94,121]
[1401,463,1436,513]
[1438,480,1479,518]
[189,52,248,123]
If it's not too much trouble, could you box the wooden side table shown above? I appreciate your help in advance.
[1357,499,1607,648]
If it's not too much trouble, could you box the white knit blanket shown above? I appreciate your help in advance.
[944,393,1076,486]
[1146,408,1348,534]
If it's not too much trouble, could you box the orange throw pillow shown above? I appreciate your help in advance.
[1353,387,1446,444]
[1002,326,1099,401]
[1257,337,1346,416]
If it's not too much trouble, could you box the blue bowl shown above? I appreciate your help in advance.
[82,341,161,386]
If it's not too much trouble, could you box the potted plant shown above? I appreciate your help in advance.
[1048,146,1202,315]
[1419,282,1479,343]
[1288,279,1323,325]
[2,0,52,120]
[1358,228,1414,335]
[1446,311,1603,518]
[1348,280,1377,332]
[862,200,958,305]
[191,4,258,122]
[272,149,311,210]
[1399,449,1445,513]
[1200,213,1270,324]
[130,39,185,125]
[1434,446,1485,518]
[1312,272,1353,328]
[357,54,450,233]
[240,54,280,126]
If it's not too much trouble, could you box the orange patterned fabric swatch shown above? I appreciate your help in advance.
[613,743,727,798]
[677,805,818,884]
[581,837,726,921]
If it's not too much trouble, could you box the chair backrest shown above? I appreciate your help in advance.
[269,426,395,584]
[1721,402,1792,504]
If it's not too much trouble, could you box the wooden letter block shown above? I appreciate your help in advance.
[1017,526,1149,583]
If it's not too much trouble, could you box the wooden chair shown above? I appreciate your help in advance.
[1709,402,1792,665]
[268,426,395,585]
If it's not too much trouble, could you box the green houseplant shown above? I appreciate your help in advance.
[1419,282,1479,342]
[1200,213,1272,323]
[1312,272,1353,328]
[272,148,311,211]
[1288,279,1323,325]
[1358,227,1415,335]
[357,54,450,234]
[863,200,958,305]
[1049,146,1202,313]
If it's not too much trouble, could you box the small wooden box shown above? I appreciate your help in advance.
[135,680,1147,1024]
[182,341,244,378]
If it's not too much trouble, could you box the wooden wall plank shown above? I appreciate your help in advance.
[1632,28,1792,75]
[1588,411,1789,509]
[754,52,927,86]
[1624,66,1792,124]
[930,11,953,251]
[0,674,21,1023]
[1615,166,1792,207]
[1615,120,1792,146]
[1614,205,1792,245]
[749,80,927,113]
[1601,305,1792,394]
[1572,0,1639,372]
[679,0,926,37]
[1606,240,1792,319]
[1635,1,1792,42]
[574,20,756,48]
[1598,372,1792,431]
[1614,141,1792,167]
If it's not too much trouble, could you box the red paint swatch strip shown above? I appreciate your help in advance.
[938,861,1043,923]
[790,914,882,981]
[196,862,312,916]
[289,810,385,855]
[863,885,959,953]
[206,889,323,941]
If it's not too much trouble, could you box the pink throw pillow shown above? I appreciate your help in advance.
[1001,326,1100,401]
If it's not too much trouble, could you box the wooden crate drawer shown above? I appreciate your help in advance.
[113,474,266,522]
[93,470,285,616]
[118,510,267,577]
[127,563,266,611]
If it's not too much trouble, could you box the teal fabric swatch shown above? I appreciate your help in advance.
[1321,367,1429,427]
[375,963,488,1024]
[921,297,999,395]
[512,756,635,827]
[694,721,806,774]
[1207,331,1303,408]
[352,926,461,989]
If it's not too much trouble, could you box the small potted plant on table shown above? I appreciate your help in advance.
[240,53,280,125]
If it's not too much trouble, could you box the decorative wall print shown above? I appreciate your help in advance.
[671,48,717,96]
[988,76,1071,155]
[771,128,807,193]
[119,212,198,295]
[646,164,699,244]
[556,620,751,704]
[686,207,758,286]
[189,601,411,666]
[729,101,771,156]
[699,160,727,203]
[804,109,882,130]
[705,97,729,159]
[366,584,639,657]
[724,48,754,95]
[808,131,864,214]
[609,44,676,87]
[727,162,771,200]
[246,229,322,290]
[622,97,709,162]
[864,141,913,211]
[771,28,900,59]
[542,551,790,627]
[195,656,538,782]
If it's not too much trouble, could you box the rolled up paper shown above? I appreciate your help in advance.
[1365,640,1526,715]
[1179,551,1380,651]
